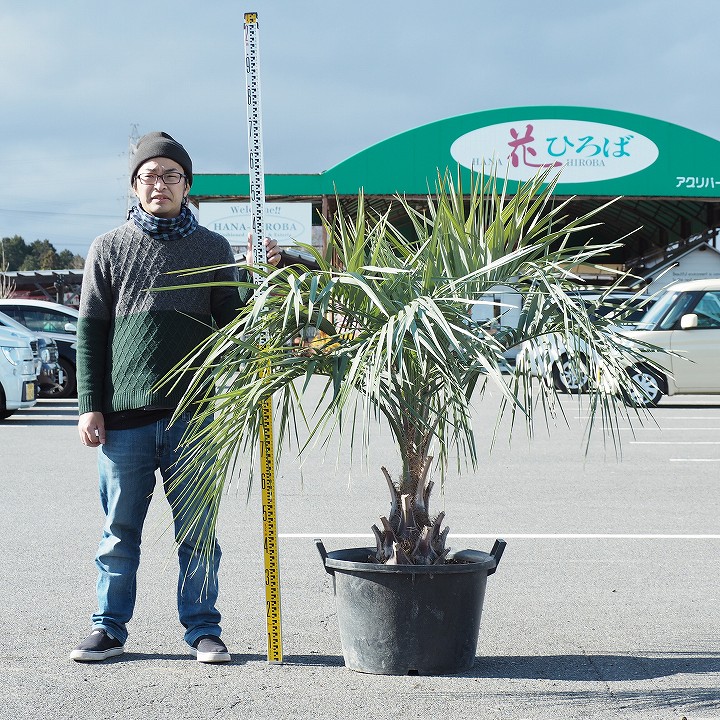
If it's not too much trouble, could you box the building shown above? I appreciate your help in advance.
[190,105,720,284]
[4,106,719,302]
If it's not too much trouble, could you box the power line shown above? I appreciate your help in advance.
[0,207,120,220]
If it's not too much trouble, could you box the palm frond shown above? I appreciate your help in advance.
[162,165,656,568]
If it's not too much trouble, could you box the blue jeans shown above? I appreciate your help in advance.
[92,412,222,646]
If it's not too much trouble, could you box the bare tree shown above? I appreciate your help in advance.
[0,241,16,299]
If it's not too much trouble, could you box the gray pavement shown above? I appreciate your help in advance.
[1,386,719,720]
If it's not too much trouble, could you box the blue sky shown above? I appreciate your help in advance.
[1,0,717,257]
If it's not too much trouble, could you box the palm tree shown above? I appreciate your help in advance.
[164,167,650,568]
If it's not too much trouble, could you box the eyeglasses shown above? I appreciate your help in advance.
[136,171,186,185]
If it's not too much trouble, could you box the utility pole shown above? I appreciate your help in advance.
[126,124,141,216]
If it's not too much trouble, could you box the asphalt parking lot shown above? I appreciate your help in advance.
[1,389,719,720]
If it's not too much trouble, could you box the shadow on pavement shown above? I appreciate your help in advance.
[471,652,720,681]
[521,687,720,713]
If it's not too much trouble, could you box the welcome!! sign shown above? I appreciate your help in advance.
[199,202,312,248]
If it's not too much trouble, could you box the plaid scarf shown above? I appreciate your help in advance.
[129,203,198,241]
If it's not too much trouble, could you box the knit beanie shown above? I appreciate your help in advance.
[129,131,193,186]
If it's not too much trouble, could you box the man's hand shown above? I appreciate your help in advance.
[79,411,105,446]
[247,234,282,267]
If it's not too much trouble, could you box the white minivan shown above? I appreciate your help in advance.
[0,326,38,419]
[620,278,720,406]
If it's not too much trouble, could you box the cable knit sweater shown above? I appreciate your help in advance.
[77,221,249,415]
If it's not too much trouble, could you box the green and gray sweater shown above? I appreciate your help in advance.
[77,221,249,416]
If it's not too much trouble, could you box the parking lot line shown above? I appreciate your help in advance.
[281,532,720,539]
[670,458,720,462]
[577,415,720,420]
[4,416,76,422]
[620,426,720,430]
[654,415,720,419]
[630,440,720,444]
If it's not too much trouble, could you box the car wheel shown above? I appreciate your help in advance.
[552,354,590,393]
[43,357,76,399]
[624,366,663,407]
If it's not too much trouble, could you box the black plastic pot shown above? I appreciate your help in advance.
[316,539,505,675]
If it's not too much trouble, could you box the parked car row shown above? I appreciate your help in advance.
[0,299,79,399]
[0,324,38,419]
[517,279,720,407]
[2,280,720,418]
[517,290,657,393]
[0,299,80,419]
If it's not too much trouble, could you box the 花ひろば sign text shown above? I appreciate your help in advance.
[450,119,659,184]
[199,202,312,247]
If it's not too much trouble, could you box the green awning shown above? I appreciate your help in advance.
[190,106,720,263]
[192,106,720,198]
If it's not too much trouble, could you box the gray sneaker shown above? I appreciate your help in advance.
[190,635,231,663]
[70,629,124,662]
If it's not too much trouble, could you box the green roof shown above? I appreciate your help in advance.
[191,106,720,199]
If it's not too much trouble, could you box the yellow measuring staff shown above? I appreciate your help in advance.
[259,372,281,662]
[244,10,283,664]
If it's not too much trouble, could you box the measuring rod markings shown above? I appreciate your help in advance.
[244,11,282,664]
[260,397,281,660]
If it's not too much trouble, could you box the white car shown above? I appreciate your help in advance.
[518,291,655,392]
[0,325,38,419]
[0,299,79,398]
[620,278,720,406]
[0,310,63,396]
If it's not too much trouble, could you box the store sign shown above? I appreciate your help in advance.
[450,119,659,183]
[199,202,312,247]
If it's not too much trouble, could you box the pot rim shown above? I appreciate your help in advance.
[322,545,498,574]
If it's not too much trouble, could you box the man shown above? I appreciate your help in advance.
[71,131,280,663]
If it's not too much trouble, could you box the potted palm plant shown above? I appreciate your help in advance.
[165,167,650,675]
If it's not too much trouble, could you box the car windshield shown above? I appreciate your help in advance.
[594,297,653,324]
[22,308,76,335]
[634,289,698,330]
[0,310,31,335]
[581,295,653,327]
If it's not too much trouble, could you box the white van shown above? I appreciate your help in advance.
[517,291,656,392]
[620,278,720,406]
[0,326,38,419]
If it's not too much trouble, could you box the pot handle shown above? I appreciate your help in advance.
[487,538,507,576]
[315,538,334,575]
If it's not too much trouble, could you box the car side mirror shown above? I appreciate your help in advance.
[680,313,698,330]
[64,322,77,333]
